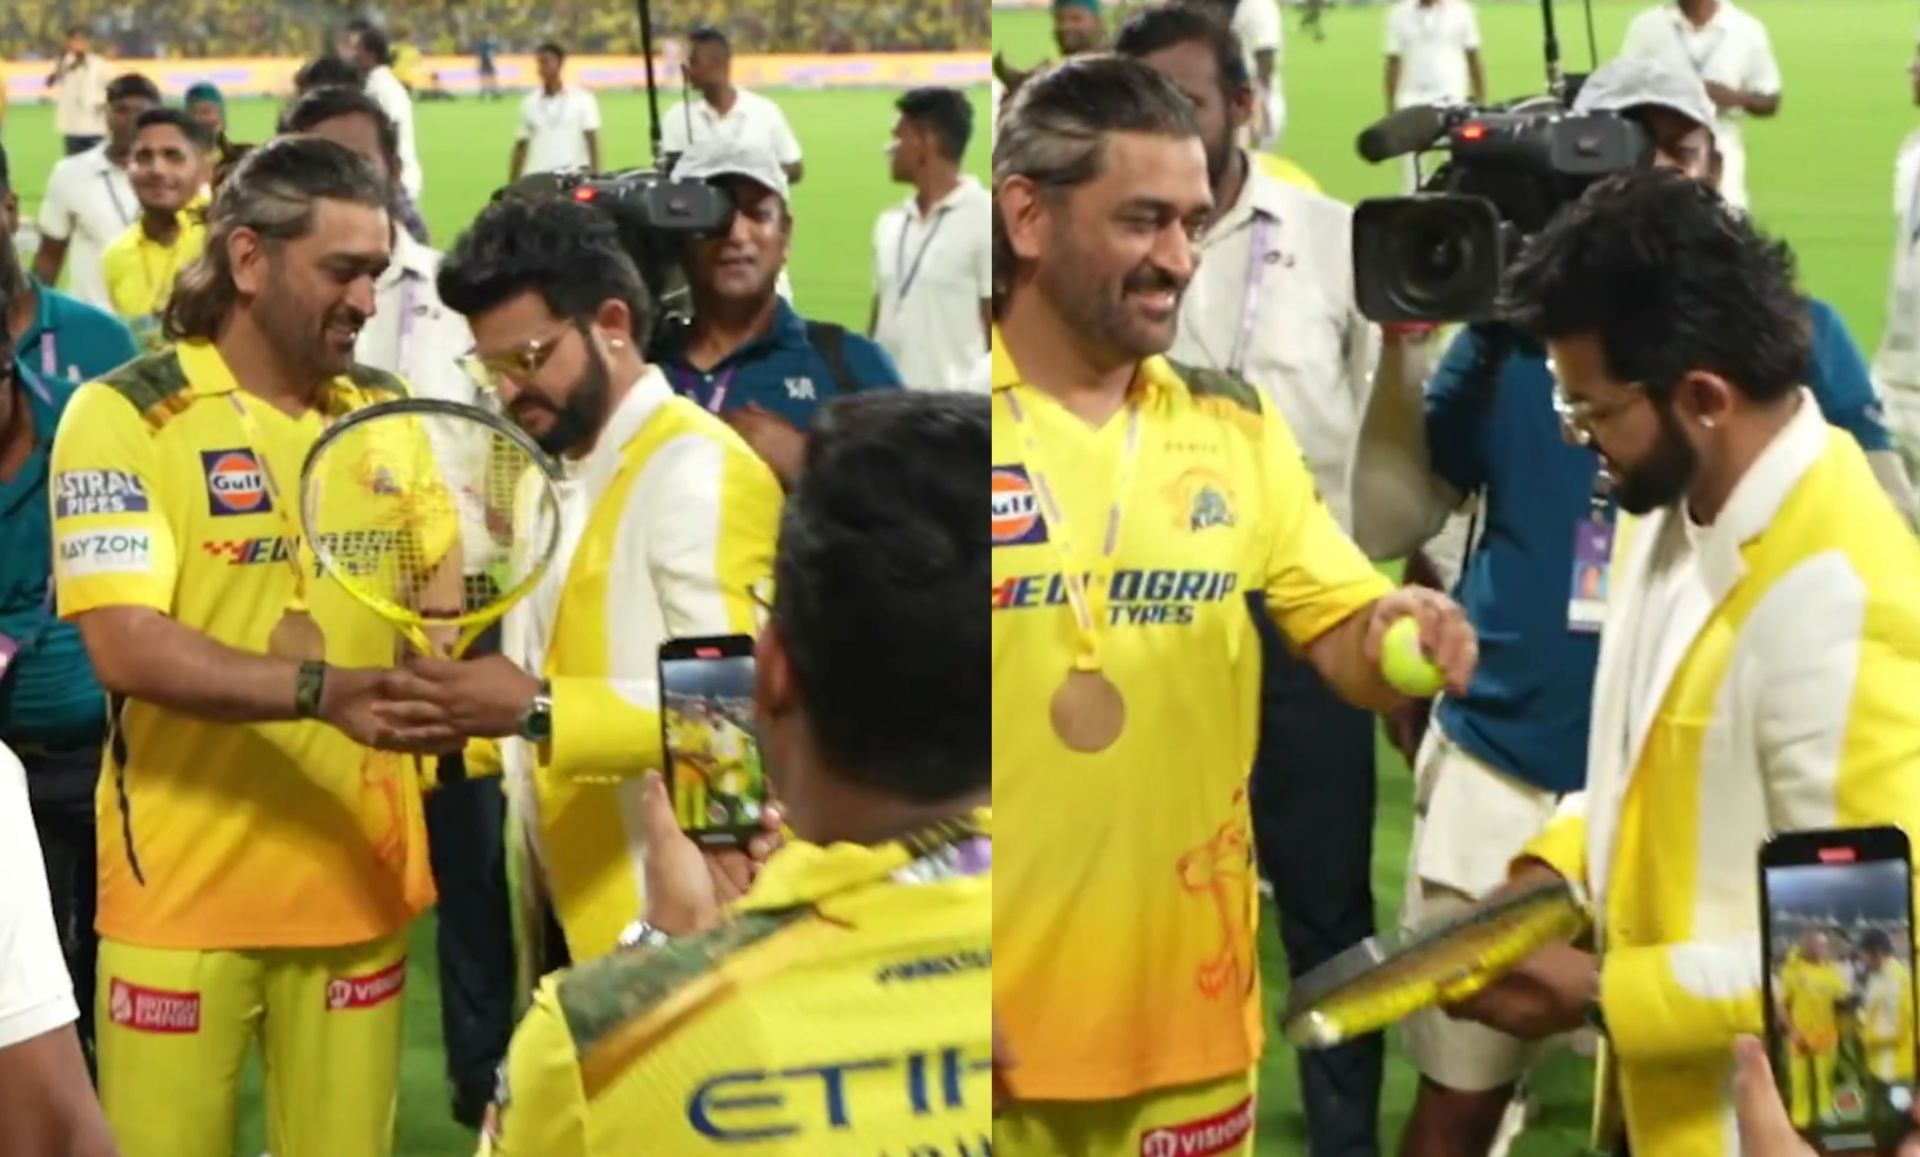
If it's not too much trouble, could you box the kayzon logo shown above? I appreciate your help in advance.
[1164,467,1236,533]
[54,469,150,517]
[993,569,1239,626]
[991,466,1048,546]
[1139,1097,1256,1157]
[58,529,153,578]
[107,979,201,1034]
[201,449,273,516]
[325,958,407,1011]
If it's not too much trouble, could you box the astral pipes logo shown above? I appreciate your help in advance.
[325,958,408,1011]
[1139,1097,1255,1157]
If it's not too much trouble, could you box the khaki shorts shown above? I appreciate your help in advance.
[1398,718,1569,1093]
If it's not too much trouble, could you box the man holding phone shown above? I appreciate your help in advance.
[1445,170,1920,1156]
[382,195,783,968]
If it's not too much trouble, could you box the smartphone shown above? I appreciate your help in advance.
[659,635,767,848]
[1760,826,1917,1154]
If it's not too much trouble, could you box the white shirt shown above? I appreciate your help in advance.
[1385,0,1482,108]
[1167,153,1379,530]
[364,64,425,200]
[1623,507,1709,746]
[356,233,478,406]
[658,88,803,168]
[51,53,109,138]
[37,143,137,309]
[517,85,602,176]
[501,369,750,882]
[1233,0,1287,146]
[0,742,80,1053]
[966,350,991,394]
[1620,1,1780,210]
[1876,130,1920,396]
[871,176,991,392]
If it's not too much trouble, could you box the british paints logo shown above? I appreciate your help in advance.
[200,449,273,517]
[991,466,1048,546]
[325,958,407,1011]
[107,979,201,1034]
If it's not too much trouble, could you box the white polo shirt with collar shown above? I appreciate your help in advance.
[1620,0,1780,210]
[356,232,478,406]
[871,176,992,392]
[364,64,425,201]
[658,88,803,171]
[518,84,602,176]
[1167,150,1380,531]
[37,143,137,310]
[0,741,79,1054]
[1385,0,1481,109]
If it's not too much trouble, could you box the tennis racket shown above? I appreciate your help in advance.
[298,397,564,661]
[1281,875,1591,1050]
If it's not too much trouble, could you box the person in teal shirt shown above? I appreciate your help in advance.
[0,141,138,1069]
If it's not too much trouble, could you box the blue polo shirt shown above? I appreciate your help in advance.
[652,300,902,430]
[17,278,140,388]
[1428,298,1890,794]
[0,364,110,749]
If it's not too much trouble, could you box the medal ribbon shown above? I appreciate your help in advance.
[1001,386,1143,673]
[226,382,366,612]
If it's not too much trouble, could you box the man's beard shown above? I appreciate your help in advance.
[1206,122,1237,196]
[1611,400,1699,515]
[524,334,613,457]
[255,274,363,384]
[1035,231,1186,363]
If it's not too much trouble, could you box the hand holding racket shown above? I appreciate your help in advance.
[298,398,564,762]
[1282,869,1590,1049]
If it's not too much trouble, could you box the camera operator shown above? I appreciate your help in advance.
[1348,56,1912,1157]
[1114,8,1434,1154]
[651,140,902,484]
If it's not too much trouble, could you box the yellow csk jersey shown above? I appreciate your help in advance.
[100,215,208,351]
[991,335,1391,1100]
[1862,957,1916,1082]
[50,340,435,950]
[1781,957,1852,1052]
[480,814,992,1156]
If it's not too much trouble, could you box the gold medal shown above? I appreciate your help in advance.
[1050,668,1127,753]
[268,608,327,661]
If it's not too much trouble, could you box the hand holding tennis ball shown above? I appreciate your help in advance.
[1381,617,1446,698]
[1364,588,1478,699]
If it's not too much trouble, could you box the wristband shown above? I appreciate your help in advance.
[295,661,326,720]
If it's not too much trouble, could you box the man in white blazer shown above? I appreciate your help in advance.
[1443,169,1920,1157]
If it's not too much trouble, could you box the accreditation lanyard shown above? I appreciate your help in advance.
[37,332,58,382]
[1226,213,1276,380]
[392,278,420,378]
[668,365,738,414]
[1000,387,1143,673]
[894,205,953,302]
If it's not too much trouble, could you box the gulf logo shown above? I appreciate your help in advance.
[200,449,274,517]
[991,466,1048,546]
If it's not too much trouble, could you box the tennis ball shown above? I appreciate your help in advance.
[1381,616,1445,698]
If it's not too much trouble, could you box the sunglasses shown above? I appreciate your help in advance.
[459,324,577,394]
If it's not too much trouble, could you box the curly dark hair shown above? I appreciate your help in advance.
[773,392,989,802]
[1501,167,1810,404]
[1114,0,1254,97]
[436,196,655,339]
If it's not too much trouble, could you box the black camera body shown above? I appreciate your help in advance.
[495,164,734,331]
[1352,101,1653,324]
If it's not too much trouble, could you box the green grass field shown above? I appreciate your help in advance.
[994,1,1920,1153]
[0,85,988,1156]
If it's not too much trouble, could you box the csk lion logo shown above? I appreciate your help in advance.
[1177,793,1255,999]
[1164,467,1236,533]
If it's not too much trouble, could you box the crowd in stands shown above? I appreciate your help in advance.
[0,0,988,59]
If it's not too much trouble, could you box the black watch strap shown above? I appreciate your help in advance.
[295,661,326,720]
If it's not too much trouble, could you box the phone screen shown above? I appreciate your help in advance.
[660,641,767,847]
[1763,840,1916,1153]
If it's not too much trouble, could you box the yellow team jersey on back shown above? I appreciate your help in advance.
[990,336,1392,1100]
[101,215,208,351]
[481,815,992,1156]
[50,340,435,950]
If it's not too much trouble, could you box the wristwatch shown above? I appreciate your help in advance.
[516,680,553,742]
[616,919,671,951]
[294,661,327,720]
